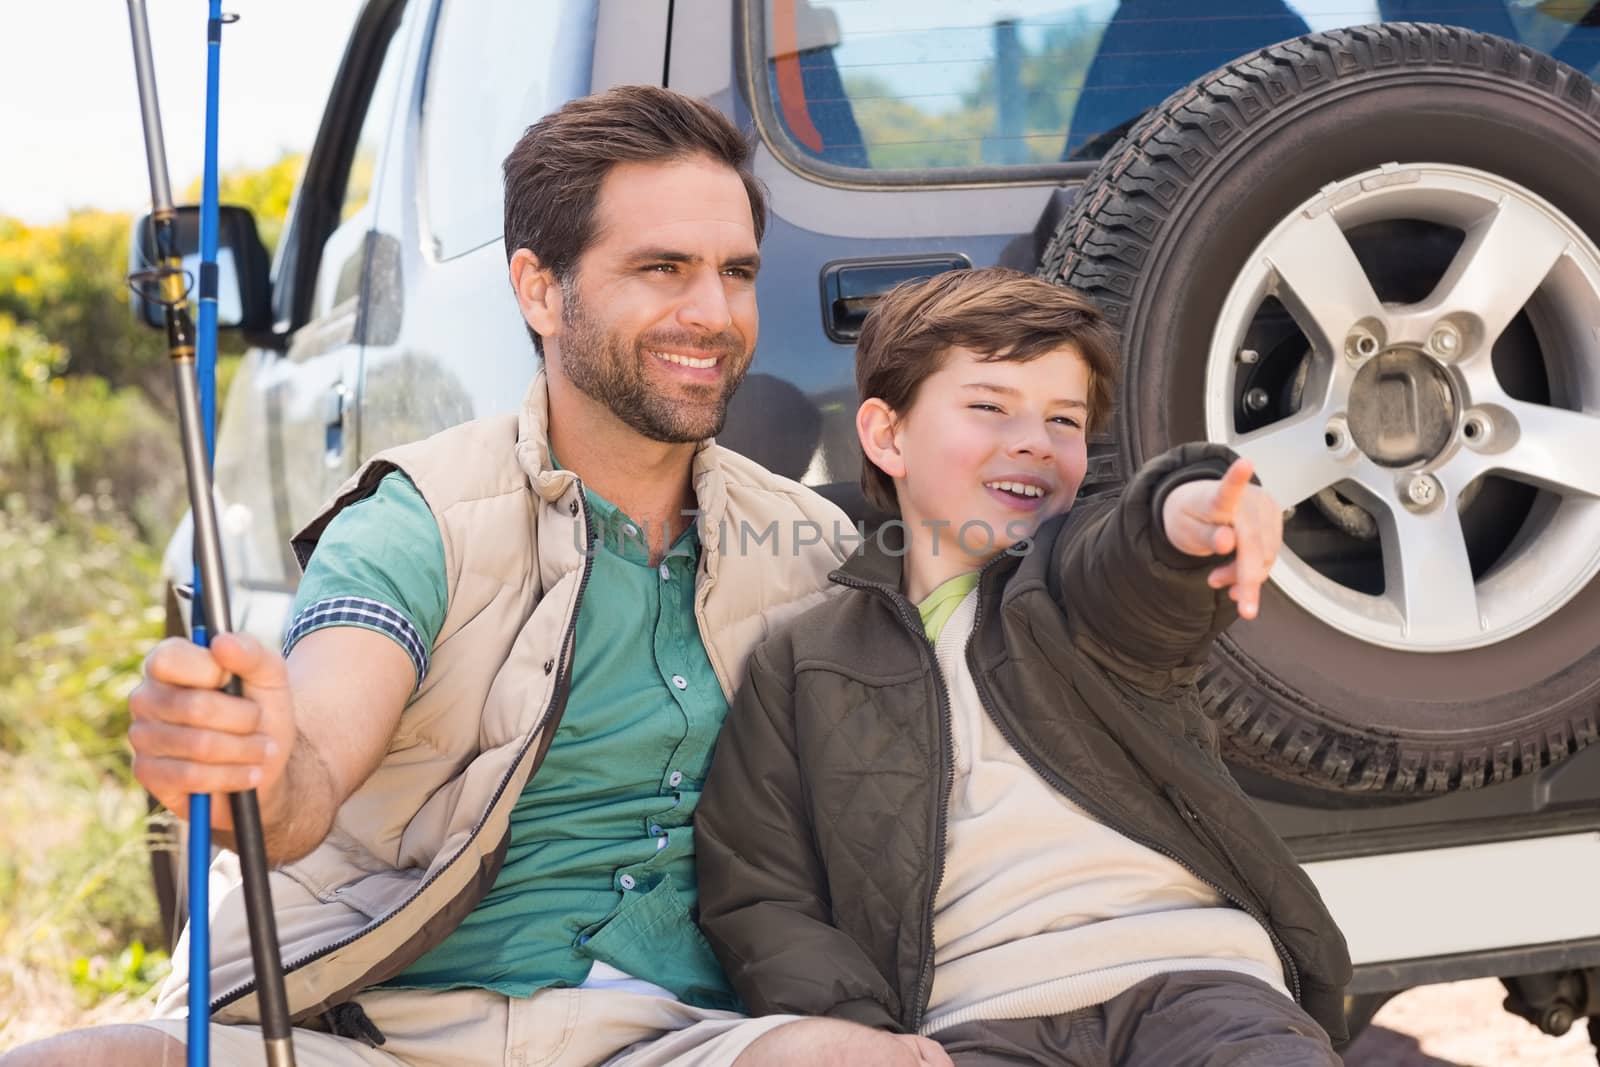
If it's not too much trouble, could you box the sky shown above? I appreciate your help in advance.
[0,0,365,225]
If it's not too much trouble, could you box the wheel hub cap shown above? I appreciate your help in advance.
[1346,348,1457,468]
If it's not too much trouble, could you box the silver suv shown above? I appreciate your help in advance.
[142,0,1600,1044]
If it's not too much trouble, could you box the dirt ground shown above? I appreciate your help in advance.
[5,974,1596,1061]
[1343,979,1595,1066]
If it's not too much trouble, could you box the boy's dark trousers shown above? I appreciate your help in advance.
[934,971,1341,1067]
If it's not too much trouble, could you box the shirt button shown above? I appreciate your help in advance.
[649,823,664,836]
[624,523,638,538]
[672,675,688,690]
[668,770,684,787]
[619,873,637,891]
[659,562,672,581]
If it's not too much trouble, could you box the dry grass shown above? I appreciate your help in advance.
[0,499,174,1053]
[0,746,166,1051]
[0,971,157,1051]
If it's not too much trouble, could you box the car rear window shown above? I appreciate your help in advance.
[752,0,1600,182]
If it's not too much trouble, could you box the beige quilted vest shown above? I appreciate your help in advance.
[156,371,850,1024]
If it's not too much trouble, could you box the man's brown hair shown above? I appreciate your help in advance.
[855,267,1119,514]
[502,85,768,351]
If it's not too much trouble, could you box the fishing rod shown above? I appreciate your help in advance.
[124,3,295,1064]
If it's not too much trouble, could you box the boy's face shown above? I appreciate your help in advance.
[881,344,1092,561]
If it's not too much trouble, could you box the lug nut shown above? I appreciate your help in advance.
[1347,329,1380,361]
[1429,323,1462,358]
[1245,388,1270,412]
[1323,419,1351,455]
[1406,474,1440,508]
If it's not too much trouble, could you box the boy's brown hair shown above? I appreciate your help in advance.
[854,267,1119,514]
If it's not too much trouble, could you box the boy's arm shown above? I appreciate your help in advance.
[1051,442,1241,691]
[698,644,903,1030]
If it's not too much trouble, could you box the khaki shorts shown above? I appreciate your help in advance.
[136,986,803,1067]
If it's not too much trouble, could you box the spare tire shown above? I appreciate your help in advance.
[1038,23,1600,796]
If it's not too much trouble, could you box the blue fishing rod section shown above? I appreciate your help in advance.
[187,2,226,1062]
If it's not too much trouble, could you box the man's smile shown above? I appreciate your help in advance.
[649,348,721,370]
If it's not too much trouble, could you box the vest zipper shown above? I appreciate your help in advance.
[211,491,599,1015]
[1164,785,1301,1001]
[961,590,1304,1005]
[830,547,1020,1032]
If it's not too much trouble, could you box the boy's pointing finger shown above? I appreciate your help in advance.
[1208,458,1255,519]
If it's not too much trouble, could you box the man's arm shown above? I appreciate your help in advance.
[698,644,903,1030]
[130,625,413,865]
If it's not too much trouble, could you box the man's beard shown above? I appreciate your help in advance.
[557,280,750,444]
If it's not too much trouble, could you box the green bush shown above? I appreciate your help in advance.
[0,213,170,393]
[70,940,170,1000]
[0,501,162,744]
[0,314,184,542]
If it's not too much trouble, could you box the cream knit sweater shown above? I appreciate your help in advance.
[919,589,1289,1037]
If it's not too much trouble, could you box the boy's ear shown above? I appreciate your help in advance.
[856,398,907,480]
[510,248,563,340]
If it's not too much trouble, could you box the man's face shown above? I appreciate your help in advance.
[548,156,760,443]
[892,344,1092,561]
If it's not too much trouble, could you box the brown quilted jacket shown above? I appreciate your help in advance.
[695,443,1353,1044]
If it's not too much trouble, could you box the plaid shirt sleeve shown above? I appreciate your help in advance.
[282,472,447,689]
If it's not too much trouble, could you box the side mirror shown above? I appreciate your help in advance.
[129,205,273,333]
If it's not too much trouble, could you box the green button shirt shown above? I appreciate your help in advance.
[286,471,736,1008]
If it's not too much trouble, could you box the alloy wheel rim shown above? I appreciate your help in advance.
[1205,162,1600,652]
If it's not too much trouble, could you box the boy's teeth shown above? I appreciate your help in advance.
[652,350,719,369]
[986,481,1044,498]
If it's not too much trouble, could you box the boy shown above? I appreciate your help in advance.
[695,268,1352,1066]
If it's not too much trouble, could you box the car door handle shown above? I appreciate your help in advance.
[820,254,972,343]
[323,383,348,467]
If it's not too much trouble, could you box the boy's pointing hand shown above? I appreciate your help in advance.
[1160,458,1283,620]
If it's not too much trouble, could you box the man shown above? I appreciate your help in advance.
[5,87,952,1067]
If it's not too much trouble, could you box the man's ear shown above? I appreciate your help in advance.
[509,248,562,340]
[856,397,906,480]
